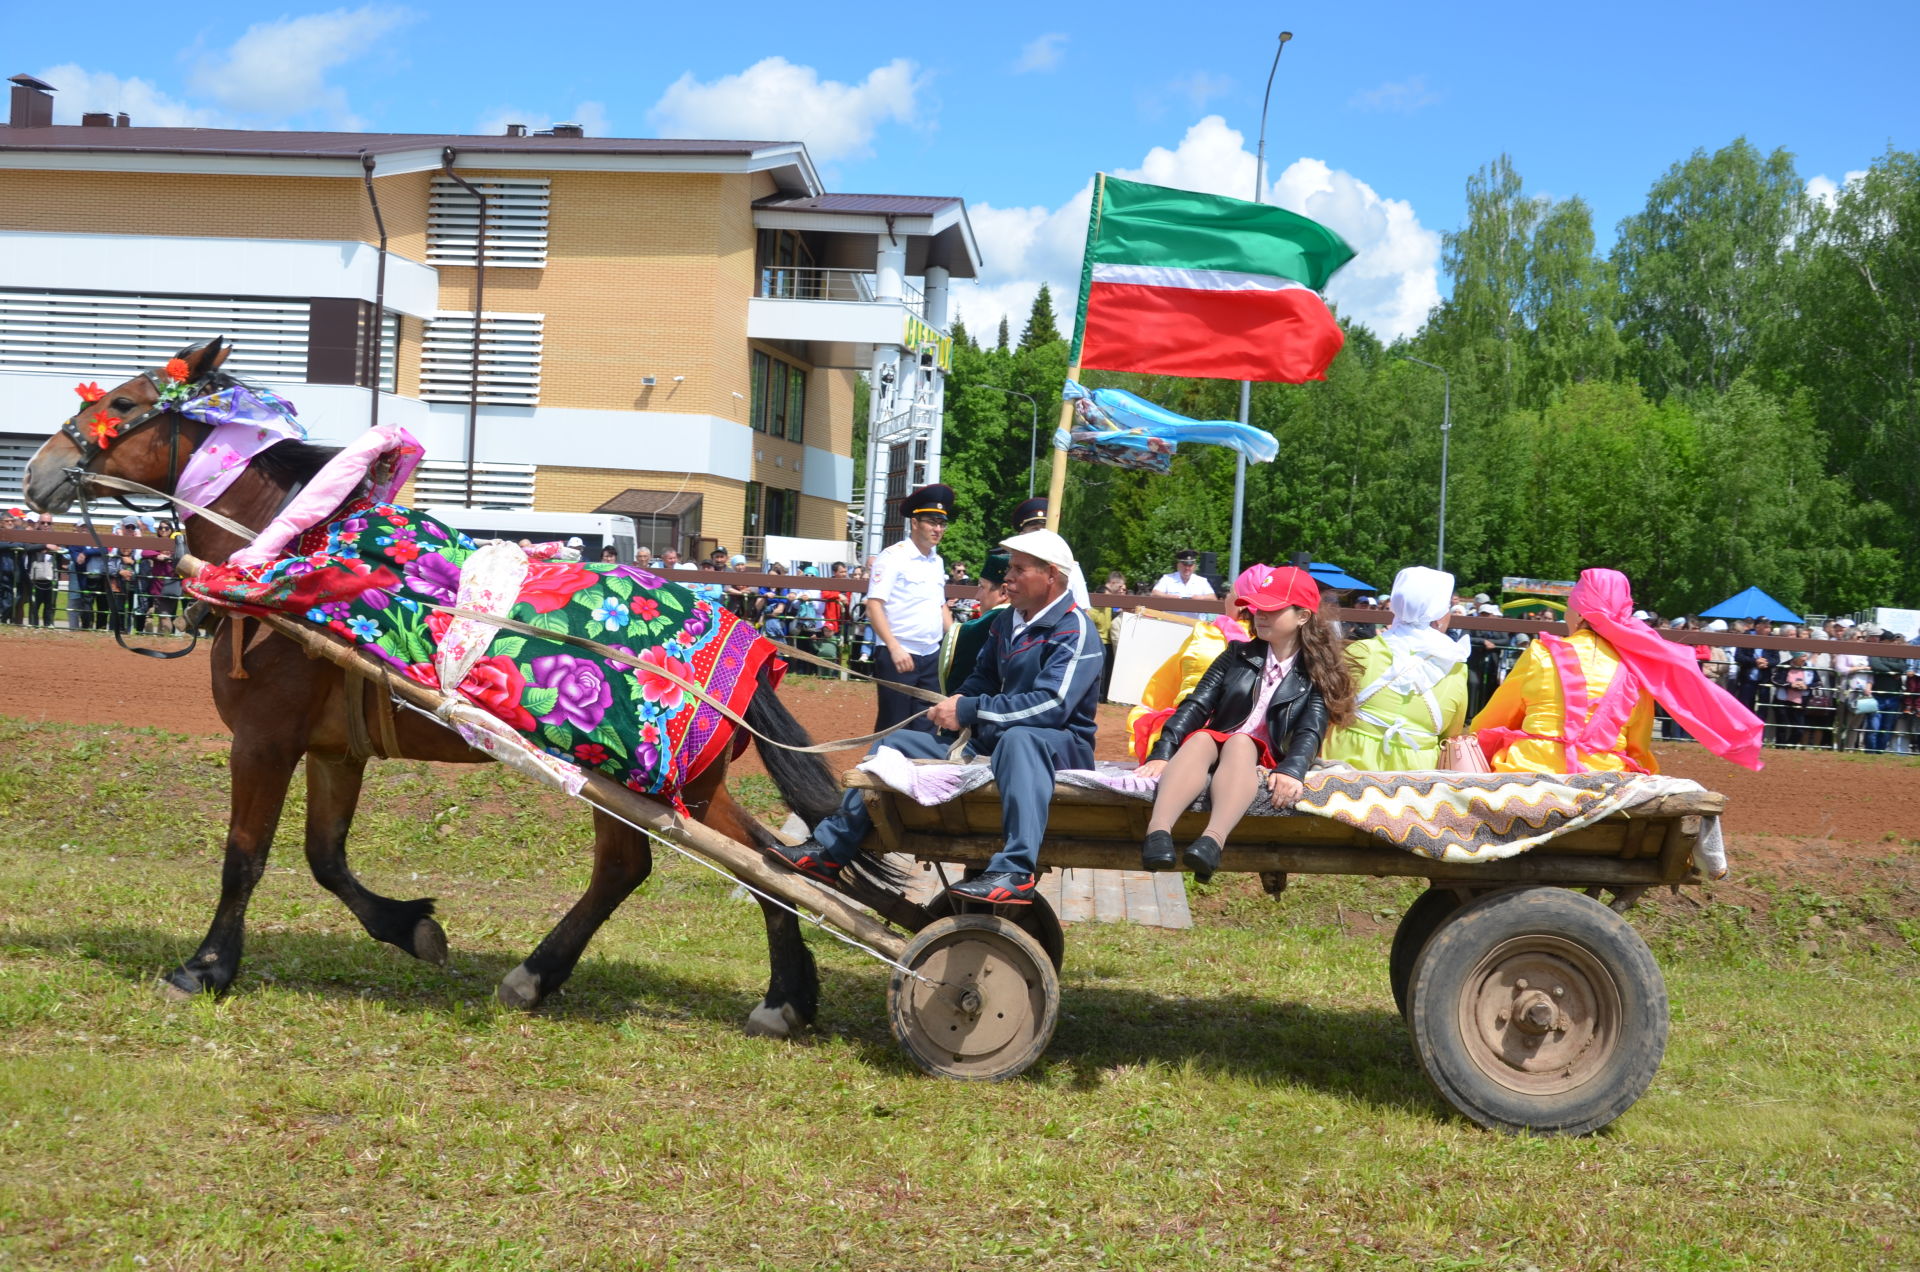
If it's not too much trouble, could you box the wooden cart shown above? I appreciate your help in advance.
[848,765,1727,1136]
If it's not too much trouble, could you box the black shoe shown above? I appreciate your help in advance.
[1182,835,1224,883]
[948,871,1038,905]
[765,839,844,885]
[1141,829,1177,872]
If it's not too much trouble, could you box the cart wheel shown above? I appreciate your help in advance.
[888,915,1059,1082]
[1389,887,1464,1018]
[922,888,1067,972]
[1407,887,1668,1136]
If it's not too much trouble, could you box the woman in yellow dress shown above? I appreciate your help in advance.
[1321,566,1471,770]
[1471,568,1764,774]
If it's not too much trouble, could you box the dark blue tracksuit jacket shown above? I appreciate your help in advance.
[814,590,1103,876]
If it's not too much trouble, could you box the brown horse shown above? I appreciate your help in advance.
[22,338,901,1035]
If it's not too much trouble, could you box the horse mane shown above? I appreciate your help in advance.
[251,440,345,486]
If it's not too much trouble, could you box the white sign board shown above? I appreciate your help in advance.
[762,535,855,568]
[1869,608,1920,640]
[1106,613,1194,706]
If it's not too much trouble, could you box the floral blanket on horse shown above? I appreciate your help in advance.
[189,500,779,796]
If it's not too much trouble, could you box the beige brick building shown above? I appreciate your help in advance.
[0,73,977,562]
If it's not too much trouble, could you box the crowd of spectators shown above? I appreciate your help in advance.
[0,512,185,635]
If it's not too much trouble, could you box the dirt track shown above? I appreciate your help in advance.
[7,626,1920,881]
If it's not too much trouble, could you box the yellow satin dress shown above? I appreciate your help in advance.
[1469,630,1657,774]
[1126,619,1241,759]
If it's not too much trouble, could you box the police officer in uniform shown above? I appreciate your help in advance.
[865,483,955,732]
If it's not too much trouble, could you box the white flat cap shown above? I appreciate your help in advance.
[998,529,1077,572]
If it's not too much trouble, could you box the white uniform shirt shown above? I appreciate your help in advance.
[1151,570,1216,599]
[869,538,948,656]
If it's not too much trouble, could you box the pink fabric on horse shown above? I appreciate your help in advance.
[230,424,424,568]
[1570,568,1764,771]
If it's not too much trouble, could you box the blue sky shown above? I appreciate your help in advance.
[15,0,1918,340]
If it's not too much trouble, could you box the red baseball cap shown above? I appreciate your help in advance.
[1241,565,1321,613]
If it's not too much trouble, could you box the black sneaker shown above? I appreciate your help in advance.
[948,871,1038,905]
[765,839,844,885]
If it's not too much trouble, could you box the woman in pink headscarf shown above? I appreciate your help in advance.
[1471,568,1764,774]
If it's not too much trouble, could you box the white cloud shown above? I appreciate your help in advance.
[1014,34,1068,73]
[191,5,410,125]
[1348,75,1441,115]
[647,57,923,162]
[953,115,1442,345]
[37,64,227,127]
[1805,170,1869,210]
[474,101,612,138]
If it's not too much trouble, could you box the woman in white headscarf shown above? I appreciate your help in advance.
[1320,566,1471,770]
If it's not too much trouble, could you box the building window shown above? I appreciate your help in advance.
[749,349,807,442]
[756,228,816,298]
[428,176,551,268]
[743,481,763,542]
[409,459,536,510]
[421,311,544,406]
[750,353,769,433]
[764,487,799,537]
[0,288,312,381]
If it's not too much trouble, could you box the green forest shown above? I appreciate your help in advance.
[927,141,1920,617]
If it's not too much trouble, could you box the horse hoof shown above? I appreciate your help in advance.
[410,916,449,965]
[744,1000,805,1039]
[158,969,205,1002]
[497,964,542,1011]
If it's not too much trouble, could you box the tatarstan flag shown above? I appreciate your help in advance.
[1072,174,1356,383]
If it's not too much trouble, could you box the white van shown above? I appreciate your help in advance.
[422,508,637,563]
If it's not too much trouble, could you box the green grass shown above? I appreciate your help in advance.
[1,716,1917,1270]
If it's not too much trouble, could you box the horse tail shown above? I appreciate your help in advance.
[743,668,841,826]
[742,666,907,895]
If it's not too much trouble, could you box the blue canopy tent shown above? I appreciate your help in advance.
[1699,586,1804,624]
[1307,562,1374,593]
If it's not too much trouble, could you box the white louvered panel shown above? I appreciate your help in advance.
[0,290,310,381]
[420,311,543,406]
[410,460,536,509]
[0,433,45,504]
[378,311,399,393]
[427,177,550,268]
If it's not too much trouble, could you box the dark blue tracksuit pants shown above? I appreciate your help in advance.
[811,725,1080,877]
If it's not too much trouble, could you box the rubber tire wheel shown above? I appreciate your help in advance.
[888,914,1060,1082]
[1389,888,1464,1018]
[923,885,1067,973]
[1407,886,1668,1136]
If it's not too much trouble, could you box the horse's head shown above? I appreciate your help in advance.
[22,337,233,514]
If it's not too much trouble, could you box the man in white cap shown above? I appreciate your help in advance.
[768,527,1103,905]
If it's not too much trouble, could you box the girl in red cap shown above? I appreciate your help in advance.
[1135,565,1355,880]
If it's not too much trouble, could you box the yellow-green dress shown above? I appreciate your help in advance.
[1321,635,1469,770]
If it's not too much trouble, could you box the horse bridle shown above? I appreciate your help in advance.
[58,369,234,660]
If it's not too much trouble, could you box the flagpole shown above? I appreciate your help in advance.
[1045,173,1108,534]
[1229,31,1292,580]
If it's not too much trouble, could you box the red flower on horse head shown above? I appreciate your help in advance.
[74,382,105,403]
[164,358,191,383]
[83,412,121,447]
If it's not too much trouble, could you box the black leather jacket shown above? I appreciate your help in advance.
[1148,640,1330,781]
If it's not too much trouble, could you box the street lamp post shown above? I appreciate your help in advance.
[979,384,1041,498]
[1230,30,1293,580]
[1399,355,1451,571]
